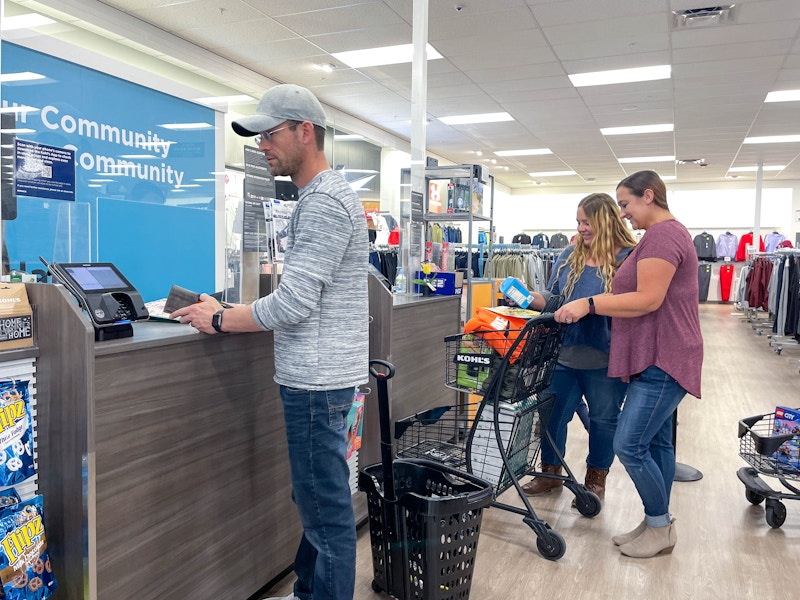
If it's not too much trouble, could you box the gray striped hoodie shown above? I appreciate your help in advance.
[251,170,369,390]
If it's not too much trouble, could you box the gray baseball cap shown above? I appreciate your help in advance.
[231,84,327,136]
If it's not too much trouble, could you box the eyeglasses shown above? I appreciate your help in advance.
[254,122,298,145]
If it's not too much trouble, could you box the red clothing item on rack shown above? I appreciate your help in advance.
[735,233,765,261]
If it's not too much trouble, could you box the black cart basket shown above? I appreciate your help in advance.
[359,360,494,600]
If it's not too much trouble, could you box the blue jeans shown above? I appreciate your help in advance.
[280,385,356,600]
[612,366,687,528]
[540,364,627,470]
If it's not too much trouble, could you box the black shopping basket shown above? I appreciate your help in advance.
[359,360,494,600]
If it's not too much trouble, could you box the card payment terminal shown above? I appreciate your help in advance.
[40,257,149,340]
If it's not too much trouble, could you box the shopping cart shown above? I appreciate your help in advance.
[359,359,494,600]
[394,311,601,561]
[737,411,800,528]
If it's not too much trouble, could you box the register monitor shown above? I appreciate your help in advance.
[40,258,149,339]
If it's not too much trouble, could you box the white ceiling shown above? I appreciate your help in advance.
[4,0,800,191]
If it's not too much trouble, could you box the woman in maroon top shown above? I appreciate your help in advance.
[556,171,703,559]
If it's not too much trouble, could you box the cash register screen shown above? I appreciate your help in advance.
[60,263,136,293]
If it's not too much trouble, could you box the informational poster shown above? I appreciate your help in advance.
[271,199,296,262]
[14,139,76,202]
[242,146,276,254]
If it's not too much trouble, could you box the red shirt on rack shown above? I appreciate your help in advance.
[735,233,765,261]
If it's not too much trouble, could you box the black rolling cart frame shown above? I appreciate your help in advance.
[737,411,800,529]
[359,360,494,600]
[393,310,602,561]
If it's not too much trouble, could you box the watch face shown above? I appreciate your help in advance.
[213,310,224,332]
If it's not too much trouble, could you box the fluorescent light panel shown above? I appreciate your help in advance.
[743,135,800,144]
[494,148,551,157]
[3,14,55,30]
[440,112,513,125]
[569,65,671,88]
[728,165,785,172]
[0,72,46,83]
[527,170,576,177]
[332,43,442,69]
[334,134,364,141]
[601,124,673,136]
[196,95,256,105]
[159,122,213,130]
[618,155,675,163]
[765,90,800,103]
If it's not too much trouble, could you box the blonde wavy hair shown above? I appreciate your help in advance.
[556,193,637,299]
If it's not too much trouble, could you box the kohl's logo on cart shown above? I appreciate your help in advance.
[454,354,491,366]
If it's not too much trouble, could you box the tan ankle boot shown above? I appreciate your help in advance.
[618,520,677,558]
[612,520,646,546]
[522,463,563,496]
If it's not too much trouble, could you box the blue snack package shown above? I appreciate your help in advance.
[0,496,57,599]
[0,381,35,486]
[0,489,21,513]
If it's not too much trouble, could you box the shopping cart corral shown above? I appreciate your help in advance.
[394,311,601,561]
[737,411,800,528]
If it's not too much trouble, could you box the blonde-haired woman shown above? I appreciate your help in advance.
[522,192,637,504]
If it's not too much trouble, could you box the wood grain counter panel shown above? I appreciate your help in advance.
[93,332,298,598]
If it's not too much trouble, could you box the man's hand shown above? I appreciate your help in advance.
[169,293,223,334]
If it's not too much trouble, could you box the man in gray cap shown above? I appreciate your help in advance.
[171,84,368,600]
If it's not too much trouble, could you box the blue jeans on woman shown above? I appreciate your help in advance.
[540,364,627,470]
[612,366,687,528]
[280,385,357,600]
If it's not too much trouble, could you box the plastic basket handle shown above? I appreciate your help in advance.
[370,359,397,502]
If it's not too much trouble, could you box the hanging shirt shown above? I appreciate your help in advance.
[693,232,716,261]
[716,232,738,260]
[736,233,765,261]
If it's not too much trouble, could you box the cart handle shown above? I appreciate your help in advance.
[369,359,395,380]
[405,458,495,508]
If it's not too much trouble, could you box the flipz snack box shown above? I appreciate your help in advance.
[0,285,33,351]
[773,406,800,469]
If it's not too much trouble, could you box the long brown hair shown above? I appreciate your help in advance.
[617,170,669,209]
[557,193,637,298]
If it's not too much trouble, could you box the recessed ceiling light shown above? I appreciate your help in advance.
[601,124,673,136]
[0,72,46,83]
[334,134,364,141]
[0,105,39,114]
[527,170,576,177]
[728,165,785,172]
[569,65,671,88]
[743,135,800,144]
[765,90,800,103]
[195,95,256,105]
[2,13,55,30]
[618,155,676,163]
[159,122,214,130]
[661,175,677,181]
[494,148,552,157]
[332,43,442,69]
[439,112,513,125]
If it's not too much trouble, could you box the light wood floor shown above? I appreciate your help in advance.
[263,303,799,599]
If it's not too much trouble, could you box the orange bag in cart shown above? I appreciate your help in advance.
[463,306,529,364]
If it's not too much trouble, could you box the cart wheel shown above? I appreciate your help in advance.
[775,348,782,355]
[745,489,765,505]
[371,580,383,593]
[574,491,602,518]
[536,530,566,561]
[765,502,787,528]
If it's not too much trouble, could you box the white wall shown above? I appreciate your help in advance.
[494,185,797,245]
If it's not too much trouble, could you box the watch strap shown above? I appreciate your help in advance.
[587,296,596,315]
[212,309,227,333]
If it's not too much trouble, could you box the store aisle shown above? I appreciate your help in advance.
[264,303,799,599]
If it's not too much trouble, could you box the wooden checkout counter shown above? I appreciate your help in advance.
[24,275,459,600]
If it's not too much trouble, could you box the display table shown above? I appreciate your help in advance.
[27,279,461,600]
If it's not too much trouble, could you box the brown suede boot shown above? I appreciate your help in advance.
[584,466,609,500]
[572,466,608,508]
[522,463,563,496]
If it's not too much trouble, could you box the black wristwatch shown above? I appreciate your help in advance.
[211,309,228,333]
[587,296,596,315]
